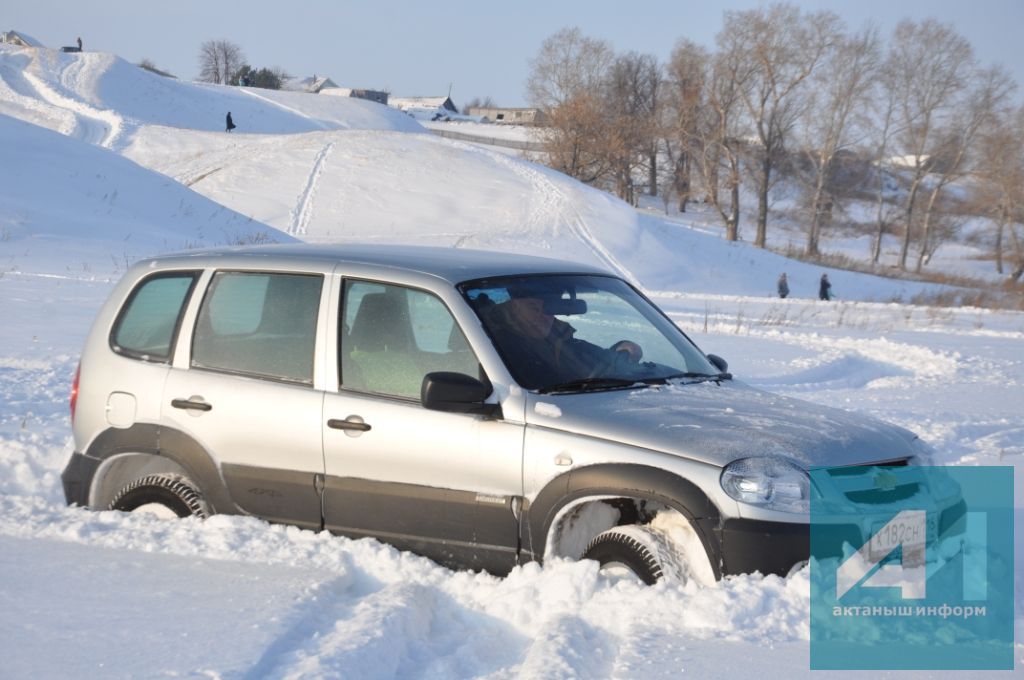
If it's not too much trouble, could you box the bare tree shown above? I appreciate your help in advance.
[663,39,707,212]
[461,96,496,115]
[526,27,613,111]
[970,104,1024,278]
[723,4,839,248]
[795,23,879,256]
[913,66,1014,271]
[870,56,900,263]
[198,39,246,85]
[694,45,752,241]
[605,52,661,204]
[526,27,615,185]
[884,19,974,270]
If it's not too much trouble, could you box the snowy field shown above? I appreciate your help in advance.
[1,45,1021,678]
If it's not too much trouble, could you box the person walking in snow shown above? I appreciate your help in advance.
[777,273,789,299]
[226,111,236,133]
[76,36,82,51]
[819,273,832,301]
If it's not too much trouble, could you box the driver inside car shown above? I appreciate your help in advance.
[485,285,642,390]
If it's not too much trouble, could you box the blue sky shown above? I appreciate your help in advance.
[9,1,1023,106]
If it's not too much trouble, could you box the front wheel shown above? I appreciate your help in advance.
[109,473,208,519]
[583,525,680,585]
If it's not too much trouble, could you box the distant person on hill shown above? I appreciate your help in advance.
[819,273,832,301]
[777,273,789,299]
[226,111,236,133]
[77,36,82,51]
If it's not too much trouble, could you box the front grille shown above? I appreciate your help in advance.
[827,458,909,476]
[846,484,919,504]
[824,459,917,505]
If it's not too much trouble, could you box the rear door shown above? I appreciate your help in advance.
[162,269,329,529]
[322,278,524,574]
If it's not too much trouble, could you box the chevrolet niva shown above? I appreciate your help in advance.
[62,244,957,584]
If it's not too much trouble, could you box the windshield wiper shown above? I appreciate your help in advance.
[653,371,732,384]
[536,377,640,395]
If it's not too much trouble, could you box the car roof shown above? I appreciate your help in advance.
[140,243,614,285]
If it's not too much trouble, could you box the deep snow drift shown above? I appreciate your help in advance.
[0,44,1021,678]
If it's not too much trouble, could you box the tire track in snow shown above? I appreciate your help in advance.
[487,146,635,279]
[245,581,522,679]
[289,141,335,236]
[433,137,638,283]
[181,165,224,187]
[167,135,282,187]
[516,613,617,678]
[0,54,78,135]
[21,54,124,148]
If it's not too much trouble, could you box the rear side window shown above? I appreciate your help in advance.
[111,272,199,362]
[192,271,323,384]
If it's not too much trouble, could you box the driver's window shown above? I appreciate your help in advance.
[341,281,480,400]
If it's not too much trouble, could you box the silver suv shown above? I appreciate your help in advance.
[62,244,941,584]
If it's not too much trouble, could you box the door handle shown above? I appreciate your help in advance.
[327,417,371,432]
[171,398,212,412]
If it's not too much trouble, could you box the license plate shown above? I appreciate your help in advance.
[868,513,935,563]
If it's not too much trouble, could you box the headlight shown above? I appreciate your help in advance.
[721,456,810,512]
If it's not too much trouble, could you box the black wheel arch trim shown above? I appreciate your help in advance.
[524,463,725,580]
[70,423,236,514]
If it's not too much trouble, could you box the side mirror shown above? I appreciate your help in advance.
[421,372,501,417]
[706,354,730,375]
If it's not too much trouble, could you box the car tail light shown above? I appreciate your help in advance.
[70,362,81,425]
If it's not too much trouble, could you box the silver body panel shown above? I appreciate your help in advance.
[68,243,923,573]
[523,381,916,470]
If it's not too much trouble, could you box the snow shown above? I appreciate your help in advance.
[534,402,562,418]
[421,119,542,142]
[0,44,1021,677]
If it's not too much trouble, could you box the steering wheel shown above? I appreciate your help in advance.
[587,348,632,379]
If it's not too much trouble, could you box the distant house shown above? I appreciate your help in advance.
[320,87,389,106]
[886,154,932,170]
[1,30,43,48]
[390,96,458,114]
[284,75,339,94]
[468,107,548,126]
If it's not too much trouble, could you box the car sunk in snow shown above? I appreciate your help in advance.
[62,244,945,584]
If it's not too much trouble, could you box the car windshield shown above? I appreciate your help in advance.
[459,274,721,392]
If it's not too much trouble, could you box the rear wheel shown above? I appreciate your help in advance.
[583,525,679,585]
[109,474,208,519]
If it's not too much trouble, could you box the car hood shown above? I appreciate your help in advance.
[524,379,917,469]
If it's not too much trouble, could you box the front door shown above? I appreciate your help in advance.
[322,279,524,574]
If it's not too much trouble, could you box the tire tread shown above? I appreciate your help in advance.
[109,473,208,518]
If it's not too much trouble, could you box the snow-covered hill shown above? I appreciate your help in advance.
[0,113,293,277]
[0,46,420,145]
[0,44,949,302]
[0,43,1021,678]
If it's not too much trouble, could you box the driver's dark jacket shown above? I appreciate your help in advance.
[485,307,609,389]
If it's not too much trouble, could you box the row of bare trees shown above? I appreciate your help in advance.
[197,40,289,89]
[526,6,1024,280]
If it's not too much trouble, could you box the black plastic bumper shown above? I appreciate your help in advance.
[719,518,810,577]
[61,452,101,506]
